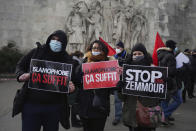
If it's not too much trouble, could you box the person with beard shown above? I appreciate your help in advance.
[112,41,127,125]
[157,40,183,125]
[78,40,111,131]
[15,30,80,131]
[117,43,159,131]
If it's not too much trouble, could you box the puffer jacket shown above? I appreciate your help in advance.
[157,47,177,94]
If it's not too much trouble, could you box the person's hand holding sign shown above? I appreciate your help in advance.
[69,81,75,93]
[19,73,30,82]
[117,66,123,75]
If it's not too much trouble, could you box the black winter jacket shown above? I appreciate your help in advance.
[78,58,110,119]
[157,47,177,92]
[14,31,81,129]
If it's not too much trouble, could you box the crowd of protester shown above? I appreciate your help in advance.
[14,30,195,131]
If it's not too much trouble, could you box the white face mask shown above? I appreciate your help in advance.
[49,40,62,52]
[92,51,101,56]
[116,49,122,54]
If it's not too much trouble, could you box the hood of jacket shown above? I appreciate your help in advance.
[157,47,173,62]
[46,30,67,53]
[125,43,151,66]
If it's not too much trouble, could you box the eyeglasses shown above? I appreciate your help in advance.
[92,47,101,50]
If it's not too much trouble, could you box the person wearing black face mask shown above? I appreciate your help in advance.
[118,43,159,131]
[14,30,81,131]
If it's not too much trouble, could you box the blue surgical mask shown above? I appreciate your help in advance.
[49,40,62,52]
[174,47,178,53]
[92,51,101,56]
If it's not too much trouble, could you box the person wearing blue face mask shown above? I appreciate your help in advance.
[14,30,81,131]
[49,39,62,52]
[157,40,184,126]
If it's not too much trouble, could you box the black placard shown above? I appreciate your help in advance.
[28,59,72,93]
[122,65,168,99]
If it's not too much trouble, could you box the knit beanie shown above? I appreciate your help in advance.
[116,41,124,48]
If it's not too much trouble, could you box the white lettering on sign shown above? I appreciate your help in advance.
[125,81,164,94]
[85,72,117,84]
[33,67,69,76]
[125,69,162,83]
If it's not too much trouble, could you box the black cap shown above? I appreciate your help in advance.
[116,41,124,48]
[166,40,177,50]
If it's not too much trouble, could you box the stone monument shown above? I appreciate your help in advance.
[0,0,196,53]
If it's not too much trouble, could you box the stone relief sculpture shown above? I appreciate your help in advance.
[124,5,134,48]
[86,1,103,43]
[67,5,86,52]
[102,0,114,44]
[66,0,149,52]
[129,9,148,48]
[155,0,170,39]
[112,6,128,45]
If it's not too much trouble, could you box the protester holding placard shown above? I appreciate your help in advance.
[14,30,80,131]
[78,40,111,131]
[118,43,159,131]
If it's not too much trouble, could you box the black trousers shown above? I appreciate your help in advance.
[129,126,156,131]
[81,117,107,131]
[71,103,80,124]
[22,103,61,131]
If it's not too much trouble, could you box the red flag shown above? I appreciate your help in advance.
[152,32,165,66]
[99,37,116,56]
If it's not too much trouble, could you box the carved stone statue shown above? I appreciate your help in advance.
[156,0,170,39]
[67,5,86,52]
[112,7,128,45]
[124,5,134,48]
[102,0,113,44]
[129,9,148,48]
[86,1,103,43]
[66,0,149,52]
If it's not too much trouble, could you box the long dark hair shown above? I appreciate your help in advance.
[86,40,109,56]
